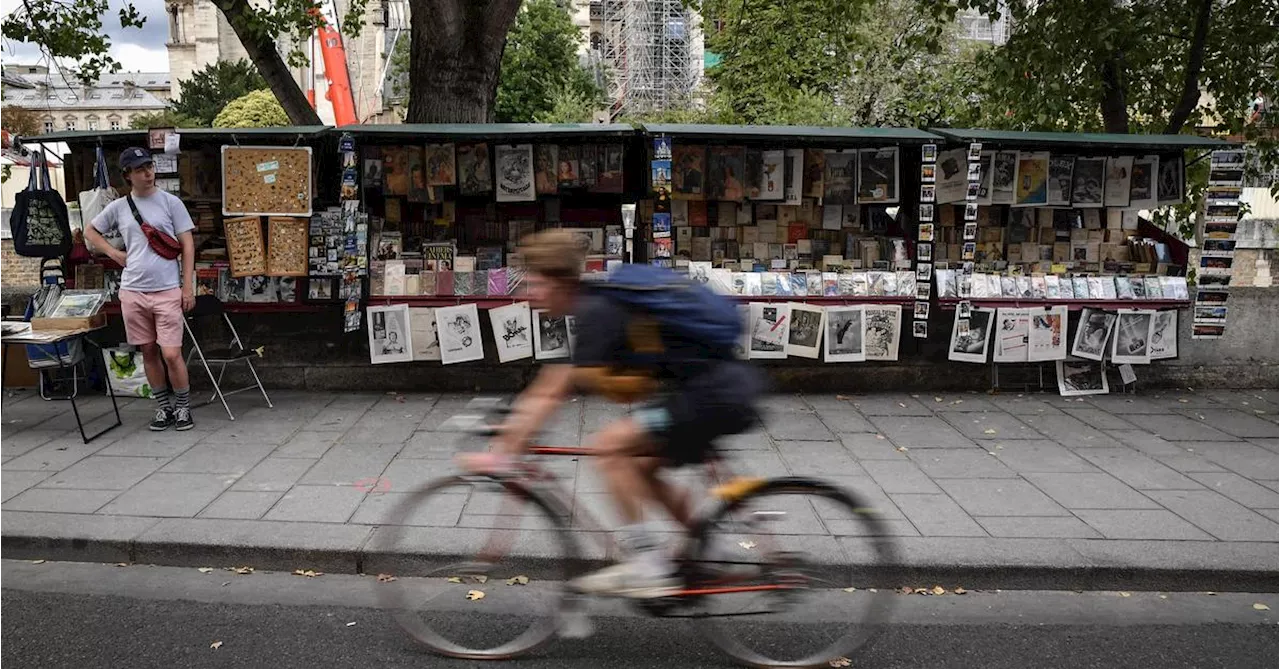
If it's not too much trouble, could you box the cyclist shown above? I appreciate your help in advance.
[460,229,764,598]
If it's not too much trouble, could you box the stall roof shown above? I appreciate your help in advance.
[17,126,330,145]
[340,123,639,140]
[928,128,1235,151]
[641,124,942,144]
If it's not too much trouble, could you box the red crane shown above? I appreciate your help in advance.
[308,6,358,126]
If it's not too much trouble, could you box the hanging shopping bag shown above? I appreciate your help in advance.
[11,151,72,258]
[79,147,122,253]
[101,347,153,397]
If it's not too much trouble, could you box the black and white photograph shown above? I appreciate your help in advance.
[912,320,929,338]
[1027,305,1068,362]
[916,282,931,300]
[863,305,902,361]
[758,150,786,200]
[916,262,933,281]
[857,147,899,203]
[1071,157,1106,207]
[495,144,536,202]
[367,304,414,365]
[823,150,858,205]
[923,144,938,163]
[533,309,571,360]
[920,184,936,203]
[914,301,930,320]
[963,222,978,239]
[823,305,865,362]
[964,202,979,221]
[919,203,935,221]
[1046,156,1075,206]
[1156,153,1184,205]
[992,307,1031,363]
[409,307,442,361]
[436,303,485,364]
[784,149,805,206]
[487,302,533,363]
[949,308,992,363]
[967,142,983,161]
[1103,156,1134,208]
[917,243,932,262]
[1057,359,1110,396]
[935,148,968,203]
[749,302,790,360]
[363,157,383,188]
[974,151,995,205]
[1129,155,1158,209]
[1110,309,1154,364]
[786,302,824,359]
[958,300,972,319]
[990,151,1018,204]
[1149,310,1178,360]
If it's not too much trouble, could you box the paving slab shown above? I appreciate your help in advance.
[1121,414,1235,442]
[1021,414,1128,448]
[230,457,317,492]
[838,433,908,460]
[348,491,467,526]
[1187,472,1279,509]
[36,456,169,491]
[2,488,121,514]
[775,441,866,476]
[1183,442,1279,480]
[1153,454,1230,474]
[848,395,934,416]
[869,416,978,450]
[1180,408,1280,439]
[1023,472,1160,510]
[765,413,835,441]
[889,493,987,537]
[197,491,286,520]
[97,429,206,457]
[814,408,877,433]
[1060,408,1138,431]
[273,431,345,458]
[298,443,402,486]
[935,478,1070,517]
[907,450,1018,479]
[1072,449,1204,491]
[861,460,943,494]
[989,441,1101,474]
[263,485,368,523]
[974,516,1102,539]
[1072,510,1216,541]
[100,473,234,517]
[1144,490,1279,542]
[936,411,1040,440]
[1103,430,1187,457]
[1,470,54,502]
[159,442,275,476]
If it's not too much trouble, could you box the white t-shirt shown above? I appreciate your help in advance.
[91,190,195,292]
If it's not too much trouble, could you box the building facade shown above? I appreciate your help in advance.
[1,65,170,133]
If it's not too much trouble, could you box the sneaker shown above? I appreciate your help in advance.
[568,554,681,599]
[173,407,195,431]
[149,408,174,431]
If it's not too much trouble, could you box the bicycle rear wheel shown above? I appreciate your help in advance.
[685,478,899,668]
[370,475,578,660]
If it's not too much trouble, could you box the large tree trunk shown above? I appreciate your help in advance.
[1099,53,1129,134]
[214,0,322,126]
[1165,0,1213,135]
[406,0,522,123]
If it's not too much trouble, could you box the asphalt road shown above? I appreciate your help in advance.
[3,560,1277,669]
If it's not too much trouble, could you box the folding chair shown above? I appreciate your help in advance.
[183,295,272,420]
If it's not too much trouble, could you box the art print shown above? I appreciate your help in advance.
[457,143,493,195]
[823,305,865,362]
[436,303,485,364]
[974,151,995,205]
[804,149,825,198]
[786,302,824,359]
[949,308,992,363]
[425,143,457,186]
[533,144,559,195]
[757,150,786,200]
[1046,156,1074,206]
[1148,310,1178,360]
[1071,157,1106,207]
[708,146,747,201]
[990,151,1018,204]
[857,147,898,204]
[1057,359,1109,396]
[748,302,790,359]
[673,144,706,197]
[823,150,858,205]
[1027,305,1068,362]
[784,149,805,206]
[1103,156,1134,208]
[487,302,533,363]
[495,144,536,202]
[1013,152,1050,207]
[934,148,968,204]
[992,307,1031,363]
[1156,153,1184,205]
[533,309,571,360]
[367,304,413,365]
[408,307,442,361]
[863,305,901,361]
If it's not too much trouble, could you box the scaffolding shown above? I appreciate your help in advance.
[599,0,700,119]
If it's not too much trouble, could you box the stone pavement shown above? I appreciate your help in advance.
[2,387,1277,590]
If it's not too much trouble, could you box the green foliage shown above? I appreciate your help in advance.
[2,106,44,137]
[212,89,291,128]
[534,87,599,124]
[493,0,602,123]
[172,60,269,127]
[129,110,201,130]
[1,0,146,85]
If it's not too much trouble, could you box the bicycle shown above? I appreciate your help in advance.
[372,398,899,668]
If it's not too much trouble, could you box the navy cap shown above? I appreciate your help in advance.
[119,147,153,172]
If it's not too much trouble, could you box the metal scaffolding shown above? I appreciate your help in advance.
[598,0,700,119]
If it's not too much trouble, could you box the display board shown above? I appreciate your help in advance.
[222,145,313,217]
[223,215,267,278]
[266,216,309,277]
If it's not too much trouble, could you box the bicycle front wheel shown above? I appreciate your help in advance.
[370,474,578,660]
[686,478,899,668]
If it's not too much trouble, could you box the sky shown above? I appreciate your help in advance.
[2,0,171,74]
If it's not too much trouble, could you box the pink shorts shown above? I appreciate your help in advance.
[118,287,185,348]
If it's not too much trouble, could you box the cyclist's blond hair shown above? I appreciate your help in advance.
[519,229,584,280]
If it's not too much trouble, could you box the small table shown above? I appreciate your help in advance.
[1,324,122,444]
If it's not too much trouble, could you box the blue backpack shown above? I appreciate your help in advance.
[586,264,740,359]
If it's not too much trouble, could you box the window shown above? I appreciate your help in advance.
[64,120,76,131]
[87,120,98,131]
[43,120,54,133]
[110,119,121,130]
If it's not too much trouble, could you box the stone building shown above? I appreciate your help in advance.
[1,65,170,133]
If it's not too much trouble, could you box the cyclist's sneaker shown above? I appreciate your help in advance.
[149,408,174,431]
[173,407,195,431]
[569,554,681,599]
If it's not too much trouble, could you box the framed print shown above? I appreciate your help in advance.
[367,304,414,365]
[488,301,534,363]
[436,303,485,364]
[823,305,865,362]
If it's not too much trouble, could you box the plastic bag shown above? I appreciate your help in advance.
[102,347,153,398]
[80,147,122,253]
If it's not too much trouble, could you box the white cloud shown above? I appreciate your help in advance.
[110,43,169,74]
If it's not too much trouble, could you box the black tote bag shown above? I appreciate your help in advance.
[11,151,72,258]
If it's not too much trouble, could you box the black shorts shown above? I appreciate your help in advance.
[631,363,764,467]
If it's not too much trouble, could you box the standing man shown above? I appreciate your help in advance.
[84,147,197,431]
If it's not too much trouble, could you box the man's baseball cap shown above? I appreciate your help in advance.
[119,147,154,171]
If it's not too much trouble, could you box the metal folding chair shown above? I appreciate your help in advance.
[183,295,272,420]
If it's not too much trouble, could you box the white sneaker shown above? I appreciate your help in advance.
[569,554,681,599]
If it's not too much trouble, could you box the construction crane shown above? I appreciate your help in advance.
[307,4,358,126]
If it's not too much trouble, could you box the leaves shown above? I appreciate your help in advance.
[830,658,852,668]
[470,575,489,584]
[738,541,758,550]
[466,590,486,601]
[1119,592,1132,598]
[293,569,322,578]
[226,566,254,575]
[172,59,269,126]
[29,560,46,565]
[1254,603,1271,611]
[210,641,223,650]
[983,429,998,435]
[213,90,291,129]
[488,0,602,123]
[446,577,463,584]
[376,573,397,583]
[507,575,530,586]
[198,567,215,574]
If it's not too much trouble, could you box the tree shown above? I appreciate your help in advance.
[172,59,269,127]
[1,106,44,137]
[1,0,145,85]
[129,110,201,130]
[213,90,291,128]
[494,0,600,122]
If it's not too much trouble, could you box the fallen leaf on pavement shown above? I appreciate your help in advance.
[221,582,231,587]
[293,569,323,578]
[470,575,489,584]
[1159,595,1168,599]
[899,586,913,594]
[346,622,356,627]
[738,541,757,550]
[835,395,850,400]
[954,587,967,595]
[931,585,946,596]
[466,590,486,601]
[951,400,964,405]
[869,588,877,593]
[830,658,852,667]
[912,587,929,595]
[895,446,908,452]
[197,567,215,574]
[843,587,857,593]
[30,560,45,564]
[1119,592,1131,598]
[210,641,223,650]
[1178,399,1189,403]
[507,575,530,586]
[1205,592,1217,596]
[1254,603,1270,611]
[226,566,254,575]
[376,573,397,583]
[983,428,997,434]
[897,402,906,408]
[115,563,130,567]
[875,434,886,440]
[934,397,943,403]
[446,577,463,583]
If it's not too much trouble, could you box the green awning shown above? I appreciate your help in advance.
[17,126,331,145]
[928,128,1235,151]
[340,123,639,141]
[642,124,943,145]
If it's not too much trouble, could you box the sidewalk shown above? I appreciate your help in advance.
[2,388,1276,591]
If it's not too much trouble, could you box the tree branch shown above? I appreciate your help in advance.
[1165,0,1212,135]
[1099,51,1129,133]
[213,0,321,126]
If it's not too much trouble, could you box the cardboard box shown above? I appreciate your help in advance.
[30,313,107,332]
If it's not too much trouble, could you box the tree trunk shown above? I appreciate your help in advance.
[1099,53,1129,134]
[214,0,322,126]
[1165,0,1213,135]
[406,0,522,123]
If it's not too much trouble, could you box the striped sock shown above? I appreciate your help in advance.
[173,387,191,411]
[154,387,173,412]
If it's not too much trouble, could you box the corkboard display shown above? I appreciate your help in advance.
[224,216,267,278]
[266,217,309,277]
[221,145,313,217]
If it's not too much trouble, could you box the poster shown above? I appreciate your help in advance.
[863,305,902,362]
[1027,305,1068,362]
[1071,308,1116,361]
[672,144,705,197]
[1111,309,1155,364]
[1071,157,1106,207]
[1046,156,1075,206]
[424,143,456,186]
[786,302,823,359]
[534,144,559,195]
[707,146,746,201]
[974,151,995,205]
[1148,310,1178,360]
[949,308,993,363]
[990,151,1018,204]
[495,144,536,202]
[823,150,857,205]
[758,150,786,200]
[748,302,790,360]
[408,307,441,361]
[1156,153,1184,205]
[1013,152,1050,207]
[457,143,492,195]
[367,304,413,365]
[486,302,533,363]
[823,305,865,363]
[436,303,485,365]
[784,149,805,206]
[934,148,968,204]
[1057,359,1110,396]
[857,147,898,203]
[992,307,1032,362]
[533,309,571,360]
[804,149,825,198]
[1129,155,1158,209]
[1103,156,1134,208]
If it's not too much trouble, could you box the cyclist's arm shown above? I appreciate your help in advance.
[494,363,574,454]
